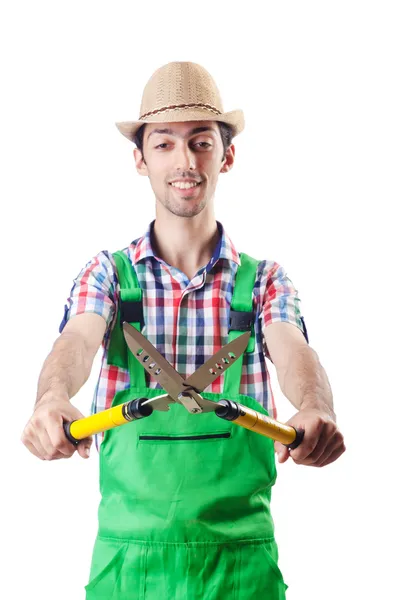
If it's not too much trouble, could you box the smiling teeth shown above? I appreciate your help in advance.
[171,182,200,189]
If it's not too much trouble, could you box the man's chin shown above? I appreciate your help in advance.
[162,199,207,218]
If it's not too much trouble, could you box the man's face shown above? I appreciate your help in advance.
[133,121,235,218]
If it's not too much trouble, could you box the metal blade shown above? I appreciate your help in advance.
[123,323,251,414]
[142,393,220,414]
[183,331,251,393]
[141,393,176,412]
[123,322,185,401]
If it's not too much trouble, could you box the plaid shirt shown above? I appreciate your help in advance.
[60,220,307,452]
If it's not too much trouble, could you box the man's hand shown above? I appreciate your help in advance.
[21,392,93,461]
[274,406,346,467]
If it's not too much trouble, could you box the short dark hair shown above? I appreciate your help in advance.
[133,121,234,163]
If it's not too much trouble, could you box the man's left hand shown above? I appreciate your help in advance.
[274,407,346,467]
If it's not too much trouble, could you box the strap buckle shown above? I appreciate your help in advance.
[229,310,255,332]
[120,300,144,328]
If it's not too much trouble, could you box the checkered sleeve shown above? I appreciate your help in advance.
[59,250,118,335]
[259,260,308,359]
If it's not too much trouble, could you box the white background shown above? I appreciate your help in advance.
[1,1,396,598]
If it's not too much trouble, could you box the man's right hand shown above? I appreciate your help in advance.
[21,392,93,461]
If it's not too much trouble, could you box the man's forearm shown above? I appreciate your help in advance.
[35,333,91,407]
[278,346,335,418]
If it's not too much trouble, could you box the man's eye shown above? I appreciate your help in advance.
[155,142,211,149]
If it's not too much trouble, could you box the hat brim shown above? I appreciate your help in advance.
[115,108,244,142]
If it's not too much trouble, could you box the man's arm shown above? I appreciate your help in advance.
[22,313,107,461]
[264,321,334,417]
[35,313,107,406]
[264,321,345,467]
[22,248,118,461]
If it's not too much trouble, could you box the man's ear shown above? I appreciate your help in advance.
[220,143,235,174]
[134,147,148,176]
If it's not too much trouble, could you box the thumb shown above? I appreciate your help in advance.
[77,436,93,459]
[274,441,290,463]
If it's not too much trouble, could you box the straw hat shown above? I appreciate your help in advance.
[115,61,244,142]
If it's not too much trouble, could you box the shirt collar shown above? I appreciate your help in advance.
[130,220,241,268]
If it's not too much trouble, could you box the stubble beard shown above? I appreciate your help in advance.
[160,187,207,218]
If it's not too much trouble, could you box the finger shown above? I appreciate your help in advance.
[46,417,76,457]
[28,431,49,460]
[24,417,52,459]
[309,432,342,466]
[274,441,289,463]
[274,441,283,454]
[309,429,345,467]
[76,437,93,459]
[317,440,346,467]
[21,427,42,458]
[38,428,68,460]
[302,422,337,464]
[23,438,45,460]
[290,421,325,463]
[278,447,290,463]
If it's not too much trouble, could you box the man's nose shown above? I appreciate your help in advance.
[174,144,196,171]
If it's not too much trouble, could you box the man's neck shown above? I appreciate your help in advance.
[151,214,220,281]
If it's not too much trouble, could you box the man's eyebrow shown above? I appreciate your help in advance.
[147,126,217,140]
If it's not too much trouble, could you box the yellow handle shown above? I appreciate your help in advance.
[215,400,304,448]
[63,398,153,444]
[234,406,297,445]
[69,405,129,441]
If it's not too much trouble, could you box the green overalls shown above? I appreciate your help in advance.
[84,250,288,599]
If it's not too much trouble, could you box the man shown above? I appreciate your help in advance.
[21,62,345,598]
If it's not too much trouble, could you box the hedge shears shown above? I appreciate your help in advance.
[63,323,304,449]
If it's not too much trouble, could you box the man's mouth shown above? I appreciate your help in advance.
[168,181,202,195]
[169,181,202,190]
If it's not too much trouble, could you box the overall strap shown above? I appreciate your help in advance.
[107,250,146,388]
[223,252,260,397]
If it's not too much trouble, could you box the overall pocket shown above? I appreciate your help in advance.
[262,537,289,593]
[85,537,128,599]
[237,538,288,599]
[139,431,231,443]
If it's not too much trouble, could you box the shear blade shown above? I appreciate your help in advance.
[141,394,221,413]
[141,394,175,412]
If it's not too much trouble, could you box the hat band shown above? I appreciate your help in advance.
[139,102,222,120]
